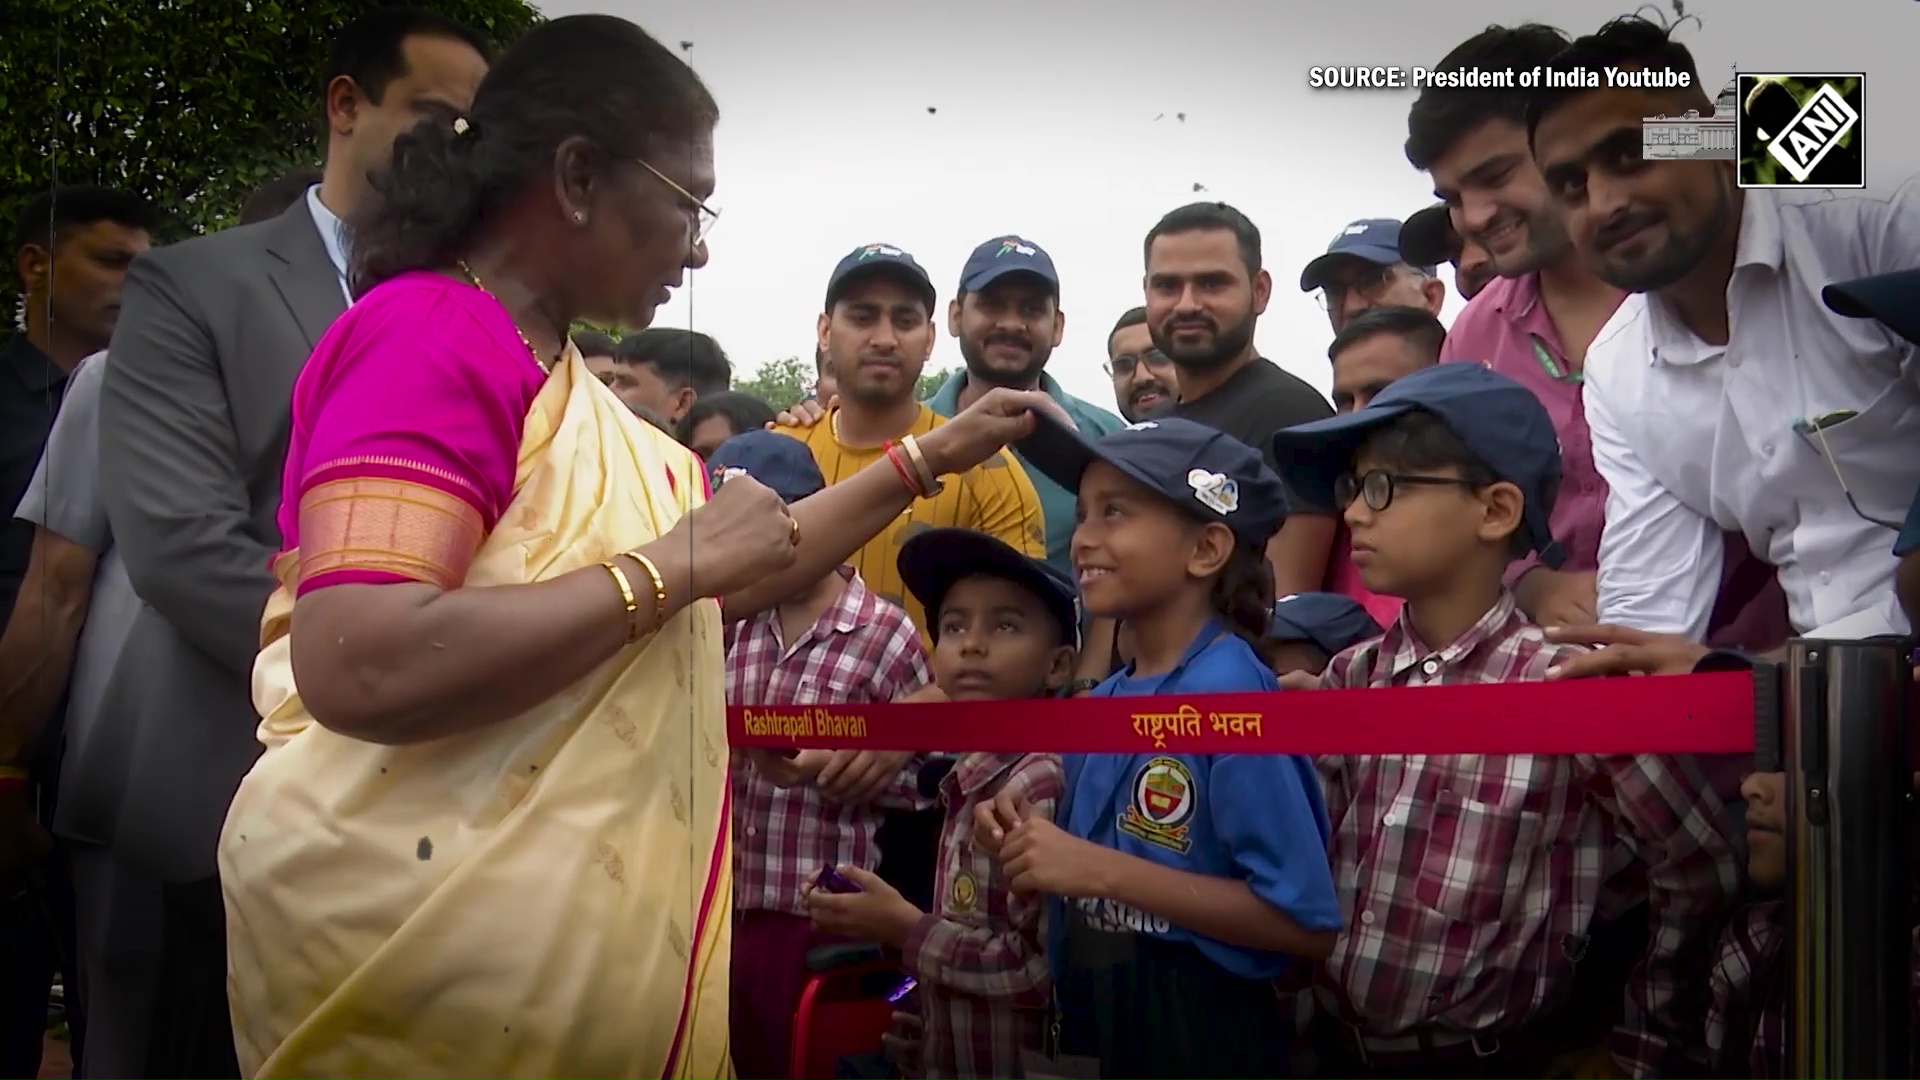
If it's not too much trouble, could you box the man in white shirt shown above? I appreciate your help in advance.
[1526,16,1920,643]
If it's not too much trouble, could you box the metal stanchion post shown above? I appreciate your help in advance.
[1783,638,1913,1078]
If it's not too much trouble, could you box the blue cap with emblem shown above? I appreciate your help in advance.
[1299,217,1419,292]
[1269,361,1566,568]
[1265,592,1383,656]
[824,242,937,312]
[957,235,1060,296]
[898,527,1083,650]
[1016,412,1288,547]
[705,430,825,505]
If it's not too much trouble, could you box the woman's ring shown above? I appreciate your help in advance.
[789,517,801,546]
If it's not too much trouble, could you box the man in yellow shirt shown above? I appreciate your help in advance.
[776,243,1045,641]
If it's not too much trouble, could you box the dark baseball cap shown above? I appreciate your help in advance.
[1017,414,1289,547]
[1399,203,1459,269]
[958,235,1060,296]
[1266,592,1383,656]
[1269,361,1566,568]
[1299,218,1408,292]
[824,242,937,313]
[1823,269,1920,348]
[706,430,825,505]
[898,528,1082,650]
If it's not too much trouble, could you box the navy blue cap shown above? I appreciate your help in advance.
[958,236,1060,296]
[1265,592,1383,656]
[1299,218,1408,292]
[706,430,825,505]
[1398,203,1458,269]
[898,528,1083,650]
[1016,414,1288,546]
[1823,269,1920,348]
[1269,362,1566,568]
[825,242,936,312]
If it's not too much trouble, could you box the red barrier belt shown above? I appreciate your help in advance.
[728,671,1757,756]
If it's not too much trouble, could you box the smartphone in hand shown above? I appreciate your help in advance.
[814,866,862,894]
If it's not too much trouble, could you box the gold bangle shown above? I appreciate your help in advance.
[627,551,670,635]
[601,561,642,645]
[899,434,942,496]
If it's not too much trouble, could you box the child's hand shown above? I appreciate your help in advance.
[817,750,913,803]
[803,865,923,948]
[1002,817,1113,898]
[1277,669,1319,690]
[1542,623,1708,678]
[744,749,830,788]
[881,1011,923,1076]
[973,790,1029,857]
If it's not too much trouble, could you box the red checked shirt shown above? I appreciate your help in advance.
[902,752,1063,1080]
[1313,591,1740,1078]
[1707,897,1920,1078]
[728,568,934,916]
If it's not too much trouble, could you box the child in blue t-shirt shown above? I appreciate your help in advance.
[977,416,1343,1078]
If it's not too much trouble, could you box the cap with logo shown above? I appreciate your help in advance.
[705,429,826,505]
[1299,218,1420,293]
[898,527,1083,650]
[958,235,1060,296]
[1398,203,1459,269]
[1265,592,1384,656]
[824,242,937,313]
[1822,269,1920,349]
[1269,361,1566,568]
[1016,413,1289,547]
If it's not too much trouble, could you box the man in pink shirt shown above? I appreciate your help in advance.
[1406,23,1626,630]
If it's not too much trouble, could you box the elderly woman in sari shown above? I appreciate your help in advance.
[216,15,1058,1079]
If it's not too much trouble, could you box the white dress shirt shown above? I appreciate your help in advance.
[304,183,353,304]
[1585,177,1920,641]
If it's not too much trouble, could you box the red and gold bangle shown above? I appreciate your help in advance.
[883,441,923,498]
[899,434,941,496]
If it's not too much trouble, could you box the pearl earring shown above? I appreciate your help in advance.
[572,211,586,224]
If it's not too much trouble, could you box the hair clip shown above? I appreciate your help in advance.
[452,116,472,137]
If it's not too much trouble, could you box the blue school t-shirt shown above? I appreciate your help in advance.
[1897,486,1920,557]
[1057,628,1343,982]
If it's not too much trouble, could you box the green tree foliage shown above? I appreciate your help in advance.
[3,0,543,310]
[734,356,954,411]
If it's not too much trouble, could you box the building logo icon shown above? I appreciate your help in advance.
[1642,78,1737,162]
[1735,74,1864,189]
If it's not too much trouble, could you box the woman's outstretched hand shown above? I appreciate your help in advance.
[917,387,1073,476]
[668,473,797,600]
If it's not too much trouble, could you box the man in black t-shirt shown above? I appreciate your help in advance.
[1142,201,1337,595]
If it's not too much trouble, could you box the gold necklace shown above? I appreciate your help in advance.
[456,259,556,373]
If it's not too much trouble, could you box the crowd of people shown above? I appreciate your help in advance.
[2,5,1918,1080]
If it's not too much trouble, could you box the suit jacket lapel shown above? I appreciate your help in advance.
[263,201,348,351]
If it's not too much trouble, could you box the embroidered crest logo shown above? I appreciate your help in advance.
[948,870,979,915]
[1122,420,1159,433]
[1118,756,1198,854]
[996,238,1038,257]
[711,465,748,490]
[1188,469,1239,515]
[859,243,905,260]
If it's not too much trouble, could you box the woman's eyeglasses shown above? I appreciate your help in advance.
[1103,349,1173,378]
[1334,469,1478,513]
[634,157,721,247]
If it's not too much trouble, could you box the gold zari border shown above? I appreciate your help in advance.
[293,475,485,592]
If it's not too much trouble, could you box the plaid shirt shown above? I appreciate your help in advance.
[1313,591,1740,1078]
[903,752,1062,1080]
[1708,897,1920,1079]
[1705,900,1785,1078]
[728,568,933,915]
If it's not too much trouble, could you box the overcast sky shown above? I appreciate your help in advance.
[544,0,1916,409]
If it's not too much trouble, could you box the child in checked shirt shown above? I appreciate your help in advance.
[1270,364,1741,1079]
[803,527,1078,1079]
[710,432,936,1079]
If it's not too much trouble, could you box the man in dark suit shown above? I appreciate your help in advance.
[97,10,490,1075]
